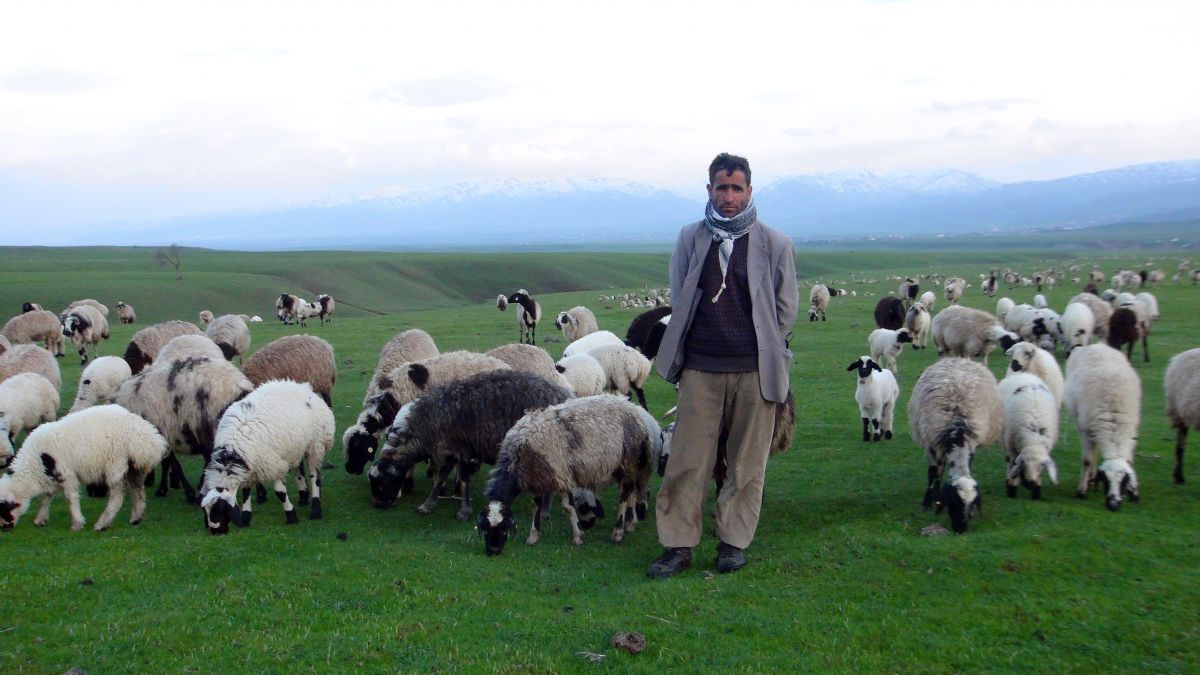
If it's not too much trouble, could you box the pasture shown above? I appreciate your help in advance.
[0,246,1197,672]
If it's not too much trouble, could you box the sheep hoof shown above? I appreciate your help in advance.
[416,503,435,515]
[872,434,881,442]
[284,510,299,525]
[129,518,142,526]
[862,435,871,442]
[455,507,472,522]
[1074,491,1088,500]
[33,518,48,527]
[572,536,585,546]
[71,521,84,532]
[1128,492,1140,503]
[93,522,110,532]
[297,491,310,506]
[525,532,540,546]
[1006,485,1017,498]
[884,431,893,440]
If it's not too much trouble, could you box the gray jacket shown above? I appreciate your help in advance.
[655,219,799,402]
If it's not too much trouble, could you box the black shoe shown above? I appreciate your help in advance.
[717,541,747,574]
[646,547,692,579]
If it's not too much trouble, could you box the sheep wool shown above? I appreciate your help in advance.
[1064,343,1141,510]
[562,330,623,358]
[124,321,205,374]
[205,314,251,361]
[363,329,439,404]
[998,372,1059,499]
[555,353,606,397]
[1004,343,1064,408]
[0,344,62,390]
[1165,348,1200,484]
[69,356,133,413]
[241,335,336,407]
[0,372,59,463]
[1,310,63,356]
[932,305,1018,366]
[554,306,599,343]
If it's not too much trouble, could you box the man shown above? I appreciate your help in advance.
[647,153,798,578]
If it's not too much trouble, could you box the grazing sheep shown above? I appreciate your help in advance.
[503,290,542,345]
[908,357,1003,533]
[0,405,167,531]
[61,304,109,365]
[931,305,1019,366]
[1060,302,1095,354]
[1165,348,1200,483]
[585,343,652,409]
[554,353,607,397]
[477,395,662,555]
[199,310,214,325]
[904,302,931,350]
[368,370,572,519]
[363,329,440,404]
[1106,307,1147,363]
[943,277,966,305]
[998,372,1059,499]
[241,335,336,406]
[274,293,299,324]
[2,310,64,356]
[554,306,599,342]
[920,290,936,312]
[624,306,672,361]
[69,356,133,414]
[0,373,59,464]
[1064,344,1141,510]
[868,327,912,375]
[847,356,899,442]
[1005,343,1064,407]
[486,343,571,391]
[562,330,624,358]
[874,297,906,330]
[115,302,136,324]
[66,299,109,317]
[1068,292,1112,339]
[0,345,61,390]
[205,314,251,362]
[495,294,508,311]
[123,320,205,374]
[315,294,335,325]
[200,380,335,533]
[808,284,830,321]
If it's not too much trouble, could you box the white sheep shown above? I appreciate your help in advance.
[1164,348,1200,484]
[0,373,59,463]
[846,356,899,442]
[943,277,966,305]
[554,306,599,342]
[931,305,1019,366]
[1067,293,1112,339]
[69,356,133,414]
[562,330,624,358]
[920,290,936,312]
[205,314,251,362]
[1059,302,1095,354]
[0,344,62,390]
[1064,343,1141,510]
[0,405,167,531]
[2,310,64,356]
[66,299,109,317]
[200,380,335,533]
[61,304,109,365]
[199,310,214,325]
[585,343,652,409]
[995,297,1015,325]
[998,372,1059,499]
[868,327,912,376]
[496,294,509,311]
[1004,342,1064,407]
[904,302,931,350]
[1033,294,1048,309]
[555,353,606,397]
[808,284,830,321]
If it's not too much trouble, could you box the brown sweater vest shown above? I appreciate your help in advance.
[683,236,758,372]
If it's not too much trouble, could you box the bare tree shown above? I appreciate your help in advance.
[155,244,183,280]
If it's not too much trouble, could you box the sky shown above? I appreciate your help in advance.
[2,0,1199,234]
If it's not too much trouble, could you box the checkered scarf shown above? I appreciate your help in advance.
[702,198,757,302]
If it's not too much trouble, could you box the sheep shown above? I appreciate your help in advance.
[908,357,1003,533]
[199,310,214,325]
[562,330,624,358]
[495,294,508,311]
[981,274,998,297]
[898,279,919,308]
[943,277,966,305]
[0,344,61,390]
[584,343,652,409]
[363,329,440,404]
[205,314,251,362]
[998,372,1060,499]
[868,327,912,375]
[20,302,42,313]
[554,306,599,342]
[1059,302,1095,354]
[0,373,59,464]
[341,351,510,475]
[65,299,109,317]
[241,334,336,406]
[931,305,1019,366]
[199,380,335,533]
[1068,292,1112,339]
[291,299,322,327]
[1165,348,1200,483]
[920,290,936,312]
[368,370,572,519]
[1146,269,1165,287]
[1134,292,1159,322]
[157,334,224,363]
[904,302,931,350]
[114,301,136,324]
[123,320,205,374]
[2,310,64,356]
[847,356,900,442]
[274,293,299,324]
[874,297,906,330]
[1033,294,1048,309]
[554,353,607,397]
[1106,307,1147,363]
[809,284,830,321]
[624,306,672,361]
[315,294,335,325]
[0,405,167,531]
[69,356,133,414]
[996,297,1015,325]
[485,343,572,391]
[1064,343,1141,510]
[477,394,662,555]
[60,304,109,365]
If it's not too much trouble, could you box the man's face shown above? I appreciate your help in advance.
[707,169,752,218]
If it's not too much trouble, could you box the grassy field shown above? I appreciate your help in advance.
[0,246,1197,672]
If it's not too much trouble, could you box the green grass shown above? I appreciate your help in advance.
[0,246,1197,672]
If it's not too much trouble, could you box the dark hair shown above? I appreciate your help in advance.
[708,153,751,186]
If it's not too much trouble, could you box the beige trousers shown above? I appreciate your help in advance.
[656,369,775,549]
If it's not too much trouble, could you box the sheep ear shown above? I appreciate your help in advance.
[1045,458,1059,485]
[1006,456,1024,481]
[407,364,430,389]
[870,360,882,372]
[846,361,860,372]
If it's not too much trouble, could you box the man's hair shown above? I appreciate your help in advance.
[708,153,751,186]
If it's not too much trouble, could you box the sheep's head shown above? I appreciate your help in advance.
[1006,342,1036,372]
[342,426,378,474]
[554,312,570,330]
[937,476,981,533]
[1097,459,1139,511]
[477,500,515,556]
[569,489,605,530]
[0,474,28,531]
[200,487,242,535]
[846,356,883,381]
[367,457,405,509]
[895,328,913,345]
[1008,454,1058,499]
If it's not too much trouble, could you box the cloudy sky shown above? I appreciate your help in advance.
[2,0,1198,233]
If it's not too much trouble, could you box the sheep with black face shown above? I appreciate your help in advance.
[848,356,899,442]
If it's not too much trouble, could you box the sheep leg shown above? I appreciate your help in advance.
[871,418,881,442]
[454,461,478,522]
[1174,425,1188,484]
[527,494,550,546]
[921,458,942,509]
[294,464,309,506]
[861,417,870,442]
[417,462,455,515]
[307,456,322,520]
[1076,434,1096,498]
[77,345,88,366]
[561,494,584,546]
[34,494,53,526]
[275,479,298,524]
[94,482,126,531]
[239,490,254,527]
[63,479,86,531]
[126,471,147,525]
[255,483,269,503]
[1141,333,1149,363]
[632,385,648,410]
[882,400,895,440]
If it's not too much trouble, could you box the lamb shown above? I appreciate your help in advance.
[998,372,1059,499]
[342,351,510,475]
[200,380,335,533]
[69,356,133,413]
[363,329,440,404]
[157,334,224,363]
[115,302,136,324]
[0,405,167,531]
[1165,348,1200,483]
[0,344,61,390]
[1004,342,1064,407]
[123,320,205,374]
[562,330,624,358]
[485,343,572,391]
[1067,292,1112,339]
[874,297,906,330]
[1064,343,1141,510]
[847,356,900,442]
[808,284,830,321]
[868,327,912,375]
[199,310,214,325]
[502,290,542,345]
[554,353,607,397]
[584,343,652,409]
[241,334,336,406]
[2,310,64,356]
[943,277,966,305]
[1059,302,1095,354]
[554,306,599,342]
[0,373,59,464]
[1105,307,1147,363]
[907,357,1003,533]
[920,290,936,312]
[624,306,672,361]
[368,370,572,519]
[477,394,662,555]
[60,304,109,365]
[931,305,1019,366]
[904,302,931,350]
[205,314,251,362]
[66,299,109,317]
[315,294,335,325]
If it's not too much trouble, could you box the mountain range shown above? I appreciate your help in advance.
[54,159,1200,249]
